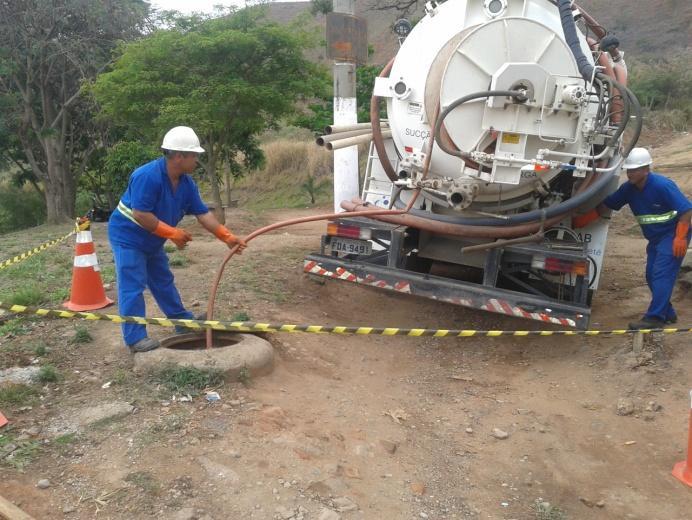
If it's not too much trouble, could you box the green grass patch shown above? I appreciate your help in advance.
[36,364,60,383]
[52,432,78,455]
[168,253,189,268]
[152,364,224,396]
[111,368,130,386]
[54,432,77,445]
[32,342,49,357]
[231,311,251,321]
[4,285,45,306]
[0,384,39,408]
[48,287,70,304]
[71,326,93,344]
[0,318,27,337]
[0,432,41,470]
[100,264,116,284]
[164,244,176,253]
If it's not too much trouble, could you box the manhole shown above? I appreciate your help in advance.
[133,332,274,377]
[163,332,241,350]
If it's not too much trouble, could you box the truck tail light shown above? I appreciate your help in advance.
[327,223,372,240]
[532,256,588,276]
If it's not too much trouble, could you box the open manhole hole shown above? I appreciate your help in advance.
[162,332,242,350]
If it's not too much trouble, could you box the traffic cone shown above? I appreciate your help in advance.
[672,390,692,487]
[63,227,113,311]
[0,410,7,428]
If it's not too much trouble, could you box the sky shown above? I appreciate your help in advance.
[150,1,244,15]
[150,0,298,15]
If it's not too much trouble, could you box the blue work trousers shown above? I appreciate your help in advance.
[111,244,192,346]
[644,234,684,321]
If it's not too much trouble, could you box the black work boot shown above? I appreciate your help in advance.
[128,337,160,353]
[628,317,665,330]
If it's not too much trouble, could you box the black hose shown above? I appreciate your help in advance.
[416,84,630,226]
[596,73,629,146]
[622,85,643,156]
[433,90,527,158]
[395,165,616,226]
[558,0,594,82]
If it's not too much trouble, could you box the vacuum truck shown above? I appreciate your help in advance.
[306,0,642,329]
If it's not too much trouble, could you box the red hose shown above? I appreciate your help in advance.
[204,201,423,349]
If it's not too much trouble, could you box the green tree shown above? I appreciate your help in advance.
[0,0,149,223]
[92,7,325,223]
[294,64,384,133]
[80,141,159,211]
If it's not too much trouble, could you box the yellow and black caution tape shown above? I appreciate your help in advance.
[1,302,690,337]
[0,219,90,271]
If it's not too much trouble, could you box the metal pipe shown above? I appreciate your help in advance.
[327,131,392,150]
[316,128,374,146]
[325,122,388,134]
[460,232,544,254]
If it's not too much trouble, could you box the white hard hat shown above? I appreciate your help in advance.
[161,126,205,153]
[623,147,652,170]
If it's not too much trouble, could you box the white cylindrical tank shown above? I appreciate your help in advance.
[378,0,599,211]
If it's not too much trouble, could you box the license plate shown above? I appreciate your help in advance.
[330,237,372,256]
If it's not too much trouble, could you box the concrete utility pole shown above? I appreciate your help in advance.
[331,0,359,212]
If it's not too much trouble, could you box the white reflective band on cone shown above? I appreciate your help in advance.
[76,231,93,243]
[74,253,99,268]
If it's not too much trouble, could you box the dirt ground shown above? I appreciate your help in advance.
[1,135,691,520]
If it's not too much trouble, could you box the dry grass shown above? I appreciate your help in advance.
[235,136,334,210]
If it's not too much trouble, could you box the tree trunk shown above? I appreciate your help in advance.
[44,171,76,223]
[224,161,232,207]
[205,140,225,224]
[43,137,76,223]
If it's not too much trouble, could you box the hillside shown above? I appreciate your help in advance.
[268,0,691,64]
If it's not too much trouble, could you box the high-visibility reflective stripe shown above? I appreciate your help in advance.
[117,201,142,227]
[636,210,677,225]
[74,253,99,268]
[76,231,93,243]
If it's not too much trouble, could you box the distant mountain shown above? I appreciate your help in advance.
[267,0,691,63]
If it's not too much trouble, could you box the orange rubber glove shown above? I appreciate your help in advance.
[153,221,192,249]
[214,225,247,252]
[572,209,600,229]
[673,220,690,257]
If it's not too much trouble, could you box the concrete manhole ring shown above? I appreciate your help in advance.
[133,332,274,378]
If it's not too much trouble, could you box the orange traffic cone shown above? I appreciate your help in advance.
[63,227,113,311]
[0,410,7,428]
[672,390,692,487]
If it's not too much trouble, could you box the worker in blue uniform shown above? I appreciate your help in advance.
[573,147,691,329]
[108,126,247,352]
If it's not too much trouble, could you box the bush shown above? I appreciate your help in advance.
[0,184,46,234]
[36,365,60,383]
[628,53,691,131]
[6,285,45,306]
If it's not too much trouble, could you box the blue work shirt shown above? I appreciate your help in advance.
[603,172,692,243]
[108,157,209,252]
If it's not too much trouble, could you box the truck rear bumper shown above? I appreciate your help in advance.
[304,254,590,329]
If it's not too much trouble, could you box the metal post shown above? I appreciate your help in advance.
[332,0,359,213]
